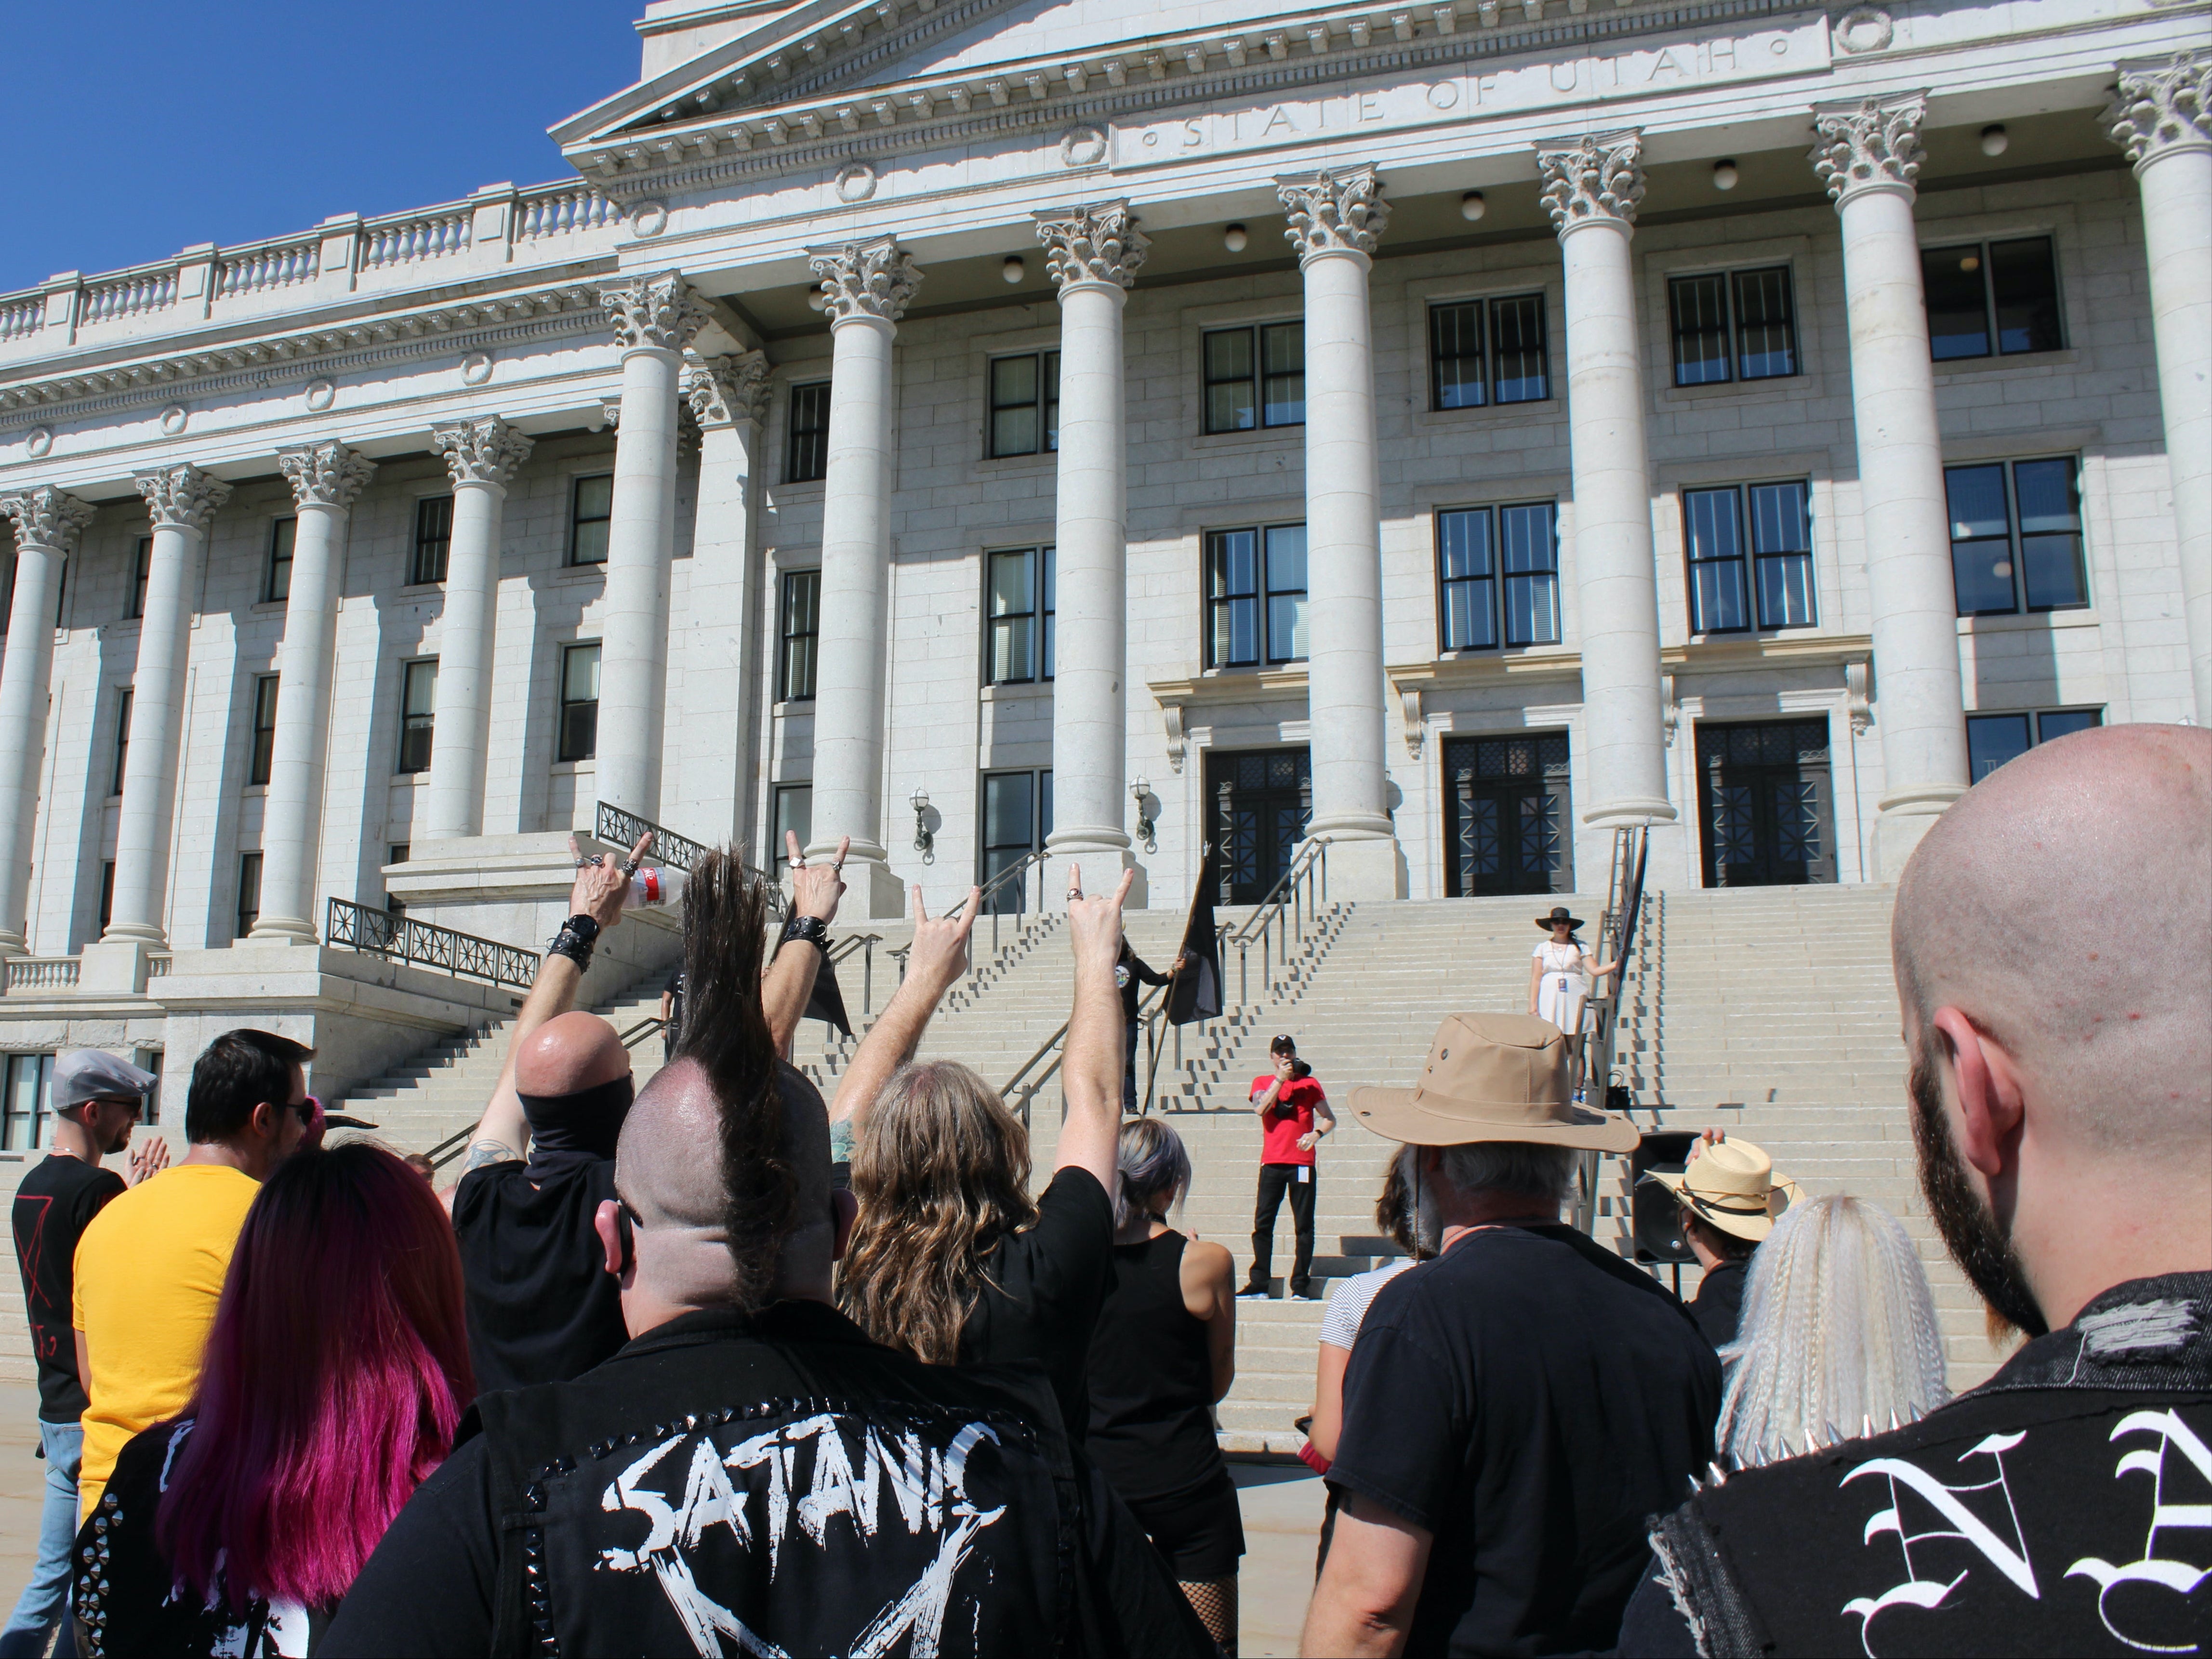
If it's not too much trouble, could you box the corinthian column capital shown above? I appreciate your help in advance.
[433,415,535,488]
[0,486,96,554]
[1277,167,1390,261]
[1034,200,1151,291]
[133,464,232,533]
[808,237,924,325]
[2105,52,2212,171]
[1537,132,1646,233]
[600,271,711,355]
[277,440,376,510]
[1811,92,1928,205]
[685,350,773,429]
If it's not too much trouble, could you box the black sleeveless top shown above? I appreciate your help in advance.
[1085,1232,1226,1506]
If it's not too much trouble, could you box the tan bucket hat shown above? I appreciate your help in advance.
[1641,1138,1800,1241]
[1344,1013,1639,1152]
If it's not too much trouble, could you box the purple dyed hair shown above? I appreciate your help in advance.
[155,1142,474,1611]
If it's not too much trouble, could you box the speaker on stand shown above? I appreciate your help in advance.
[1629,1131,1699,1297]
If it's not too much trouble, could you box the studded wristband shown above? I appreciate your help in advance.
[779,914,831,952]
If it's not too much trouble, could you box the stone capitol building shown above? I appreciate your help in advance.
[0,0,2203,1119]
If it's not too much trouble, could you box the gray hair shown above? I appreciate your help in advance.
[1436,1141,1576,1206]
[1114,1117,1192,1230]
[1717,1195,1950,1467]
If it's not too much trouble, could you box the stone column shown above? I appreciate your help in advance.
[104,465,231,944]
[2106,53,2212,723]
[805,237,922,917]
[596,272,708,822]
[1536,132,1677,829]
[251,441,374,944]
[1813,93,1969,876]
[680,351,773,844]
[0,487,93,956]
[1034,201,1149,890]
[424,416,534,841]
[1277,166,1406,898]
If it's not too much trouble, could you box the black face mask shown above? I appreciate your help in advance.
[1909,1040,2048,1339]
[517,1074,635,1181]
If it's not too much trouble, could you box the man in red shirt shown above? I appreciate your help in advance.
[1240,1034,1337,1301]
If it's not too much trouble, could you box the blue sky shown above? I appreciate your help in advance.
[0,1,645,293]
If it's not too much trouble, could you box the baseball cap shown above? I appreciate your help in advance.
[53,1050,157,1112]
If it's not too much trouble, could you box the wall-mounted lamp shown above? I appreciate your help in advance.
[1132,777,1157,855]
[1002,254,1027,284]
[1980,124,2009,158]
[1711,159,1739,191]
[1460,190,1487,221]
[910,787,935,864]
[1223,223,1248,252]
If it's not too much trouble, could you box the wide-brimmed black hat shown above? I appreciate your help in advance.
[1535,905,1586,931]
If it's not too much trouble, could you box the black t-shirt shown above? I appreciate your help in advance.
[1326,1222,1722,1657]
[1619,1270,2212,1658]
[451,1157,627,1394]
[958,1165,1115,1440]
[13,1153,125,1421]
[1690,1257,1749,1347]
[320,1300,1212,1659]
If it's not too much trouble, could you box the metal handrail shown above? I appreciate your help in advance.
[1225,839,1329,1006]
[425,1123,474,1170]
[592,802,785,919]
[618,1016,664,1050]
[325,898,537,989]
[1568,824,1649,1235]
[824,932,884,1016]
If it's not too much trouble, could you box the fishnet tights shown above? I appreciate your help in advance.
[1179,1575,1238,1654]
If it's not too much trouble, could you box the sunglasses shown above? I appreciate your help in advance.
[289,1094,321,1121]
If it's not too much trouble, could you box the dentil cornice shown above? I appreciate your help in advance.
[433,416,536,489]
[0,486,96,553]
[808,238,924,325]
[1811,92,1928,203]
[601,272,712,355]
[1536,132,1646,233]
[1278,167,1390,261]
[2105,51,2212,170]
[278,441,376,511]
[133,463,232,532]
[1033,201,1150,292]
[684,351,773,428]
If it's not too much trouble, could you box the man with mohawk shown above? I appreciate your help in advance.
[326,850,1212,1658]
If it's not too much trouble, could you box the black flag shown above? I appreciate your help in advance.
[806,949,852,1037]
[1166,850,1223,1027]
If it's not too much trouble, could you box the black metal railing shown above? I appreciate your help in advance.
[593,802,785,919]
[326,898,538,989]
[1225,839,1328,1006]
[1568,824,1650,1235]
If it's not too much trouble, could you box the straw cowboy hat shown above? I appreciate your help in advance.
[1535,905,1587,932]
[1345,1013,1638,1153]
[1641,1138,1800,1242]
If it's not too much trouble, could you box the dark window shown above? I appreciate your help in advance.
[569,475,612,566]
[1,1053,54,1151]
[236,852,262,940]
[1922,237,2063,360]
[981,769,1054,912]
[397,659,437,774]
[128,537,152,620]
[389,843,410,865]
[1684,481,1818,633]
[1206,525,1307,668]
[1945,457,2087,616]
[110,688,132,797]
[98,861,115,934]
[1444,733,1574,897]
[411,495,453,585]
[387,845,409,916]
[988,352,1060,458]
[773,784,812,861]
[1966,707,2102,783]
[1203,322,1304,434]
[1437,503,1562,650]
[265,518,296,603]
[779,569,820,701]
[1428,293,1551,409]
[558,643,600,763]
[1668,268,1799,387]
[787,382,832,483]
[249,674,279,787]
[986,546,1055,685]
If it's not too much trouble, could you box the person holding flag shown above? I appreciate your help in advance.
[1116,939,1185,1115]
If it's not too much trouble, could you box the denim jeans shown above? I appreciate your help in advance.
[0,1418,80,1658]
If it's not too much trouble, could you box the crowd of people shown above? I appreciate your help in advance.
[0,722,2201,1657]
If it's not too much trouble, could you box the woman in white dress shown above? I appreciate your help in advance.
[1525,905,1618,1057]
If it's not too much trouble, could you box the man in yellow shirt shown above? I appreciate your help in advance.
[72,1029,315,1514]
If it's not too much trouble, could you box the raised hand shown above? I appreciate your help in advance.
[568,830,651,930]
[126,1133,170,1185]
[906,883,982,997]
[788,831,849,923]
[1063,864,1135,975]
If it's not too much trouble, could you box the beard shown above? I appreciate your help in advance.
[1909,1041,2048,1340]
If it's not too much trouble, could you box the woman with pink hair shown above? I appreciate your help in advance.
[71,1143,473,1657]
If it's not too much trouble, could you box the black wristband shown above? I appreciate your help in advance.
[779,914,830,952]
[563,914,602,944]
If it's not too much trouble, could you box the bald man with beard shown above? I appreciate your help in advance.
[1614,724,2211,1659]
[328,852,1213,1659]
